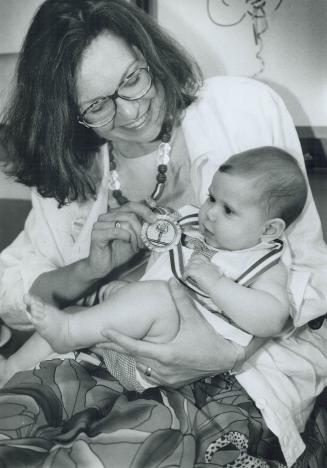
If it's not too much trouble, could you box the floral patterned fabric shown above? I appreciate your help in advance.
[0,351,324,468]
[0,351,286,468]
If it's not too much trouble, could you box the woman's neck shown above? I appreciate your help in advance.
[112,139,160,159]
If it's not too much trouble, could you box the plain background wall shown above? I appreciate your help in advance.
[155,0,327,131]
[0,0,326,199]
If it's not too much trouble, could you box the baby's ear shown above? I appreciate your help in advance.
[261,218,286,241]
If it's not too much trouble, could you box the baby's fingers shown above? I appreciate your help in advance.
[191,253,210,263]
[183,265,199,282]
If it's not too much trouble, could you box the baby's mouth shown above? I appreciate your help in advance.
[201,224,211,238]
[202,226,218,248]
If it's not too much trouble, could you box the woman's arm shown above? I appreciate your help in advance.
[32,203,157,307]
[0,198,156,327]
[29,258,101,308]
[98,278,267,388]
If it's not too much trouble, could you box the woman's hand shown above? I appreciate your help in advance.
[97,279,245,388]
[86,202,156,279]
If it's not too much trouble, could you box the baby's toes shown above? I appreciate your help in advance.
[31,295,45,312]
[27,296,46,320]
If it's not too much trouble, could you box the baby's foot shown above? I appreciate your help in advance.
[25,295,73,354]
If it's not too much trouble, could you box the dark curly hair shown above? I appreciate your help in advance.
[2,0,202,206]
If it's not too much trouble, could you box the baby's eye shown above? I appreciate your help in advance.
[208,194,215,203]
[223,205,233,215]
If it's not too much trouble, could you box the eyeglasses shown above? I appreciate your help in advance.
[78,66,152,128]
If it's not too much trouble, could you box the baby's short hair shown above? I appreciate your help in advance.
[219,146,308,227]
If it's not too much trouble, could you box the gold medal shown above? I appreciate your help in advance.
[141,213,181,252]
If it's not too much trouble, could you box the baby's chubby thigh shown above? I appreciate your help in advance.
[138,280,180,343]
[102,280,180,344]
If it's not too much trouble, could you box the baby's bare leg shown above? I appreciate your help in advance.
[29,280,179,354]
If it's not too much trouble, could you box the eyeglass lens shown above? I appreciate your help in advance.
[83,67,152,127]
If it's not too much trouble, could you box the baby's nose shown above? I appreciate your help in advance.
[207,205,219,221]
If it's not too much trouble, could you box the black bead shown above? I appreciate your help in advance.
[161,133,171,143]
[113,189,129,205]
[156,173,167,183]
[118,196,129,205]
[158,164,167,173]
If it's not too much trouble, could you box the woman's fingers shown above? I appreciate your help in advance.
[97,339,162,386]
[136,362,162,386]
[93,219,139,252]
[95,201,158,252]
[99,328,165,360]
[95,340,128,354]
[98,212,141,232]
[111,201,157,224]
[93,222,132,245]
[98,210,152,249]
[96,337,164,386]
[112,220,139,252]
[87,202,155,278]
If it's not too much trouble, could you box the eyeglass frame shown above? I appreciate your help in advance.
[77,65,152,129]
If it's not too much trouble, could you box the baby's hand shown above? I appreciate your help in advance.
[184,254,223,294]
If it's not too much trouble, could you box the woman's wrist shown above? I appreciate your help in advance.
[29,259,101,308]
[58,257,104,296]
[81,256,110,281]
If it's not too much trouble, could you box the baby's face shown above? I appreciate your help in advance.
[198,171,267,251]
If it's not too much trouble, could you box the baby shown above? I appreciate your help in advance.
[1,146,308,391]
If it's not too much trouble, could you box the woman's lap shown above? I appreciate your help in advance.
[0,353,289,467]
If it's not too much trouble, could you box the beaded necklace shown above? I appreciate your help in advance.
[107,123,183,253]
[108,124,172,208]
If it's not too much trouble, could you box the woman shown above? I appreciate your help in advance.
[0,0,326,466]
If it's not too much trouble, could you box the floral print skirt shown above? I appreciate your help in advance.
[0,351,321,468]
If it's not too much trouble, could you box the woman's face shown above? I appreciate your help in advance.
[76,32,165,145]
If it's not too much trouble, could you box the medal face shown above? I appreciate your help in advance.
[141,214,181,252]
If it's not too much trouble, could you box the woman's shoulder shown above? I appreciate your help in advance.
[186,75,286,127]
[201,75,276,98]
[194,76,283,113]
